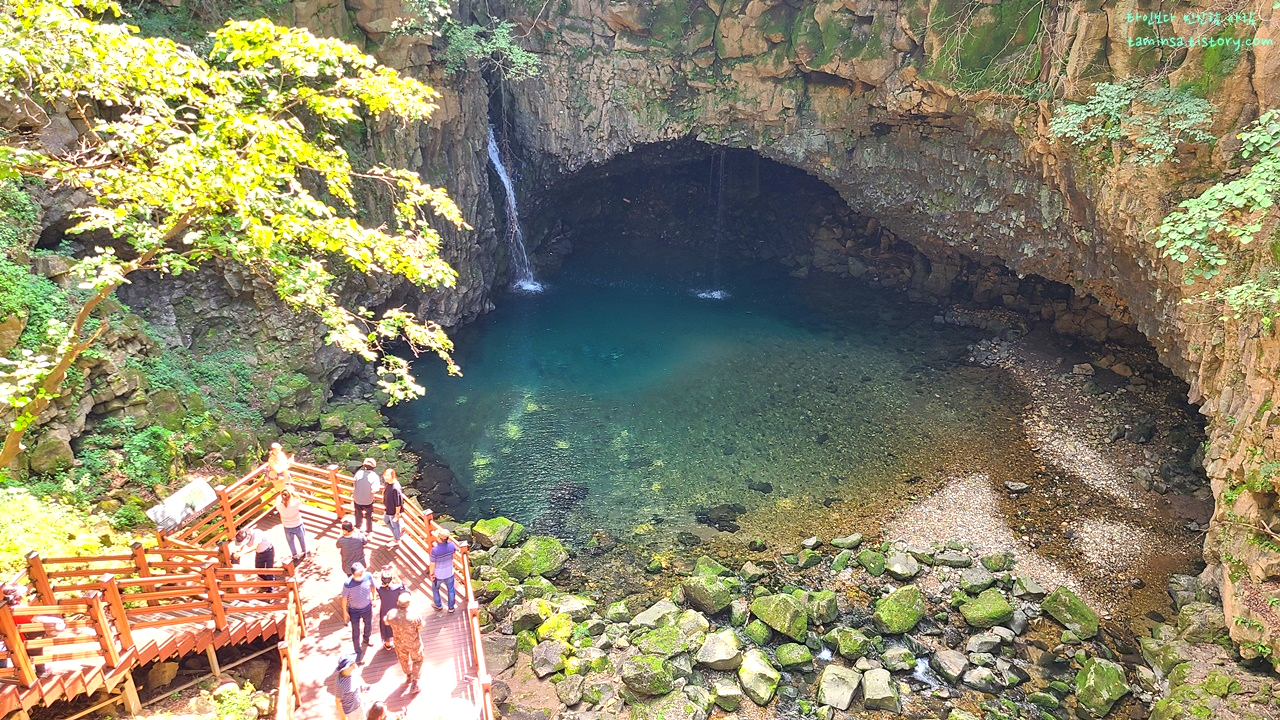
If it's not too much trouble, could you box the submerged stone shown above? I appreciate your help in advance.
[694,555,732,576]
[831,533,863,549]
[1042,587,1100,639]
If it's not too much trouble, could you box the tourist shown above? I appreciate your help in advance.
[385,592,424,693]
[340,562,375,664]
[375,568,407,651]
[334,653,368,720]
[352,457,380,535]
[276,484,307,563]
[428,529,459,612]
[365,701,401,720]
[230,526,276,593]
[336,520,368,575]
[382,468,404,549]
[265,442,293,492]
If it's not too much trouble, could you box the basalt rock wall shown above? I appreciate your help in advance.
[468,0,1280,660]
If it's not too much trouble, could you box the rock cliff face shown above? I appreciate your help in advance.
[457,0,1280,659]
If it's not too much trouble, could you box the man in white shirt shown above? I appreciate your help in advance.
[231,526,277,594]
[352,458,380,536]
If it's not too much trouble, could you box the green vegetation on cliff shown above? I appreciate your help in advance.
[1049,79,1216,167]
[0,0,469,473]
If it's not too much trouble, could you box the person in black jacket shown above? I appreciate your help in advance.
[382,468,404,549]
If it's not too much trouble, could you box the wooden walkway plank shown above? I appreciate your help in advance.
[243,507,481,719]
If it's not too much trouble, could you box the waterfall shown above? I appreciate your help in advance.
[694,149,729,300]
[487,126,542,293]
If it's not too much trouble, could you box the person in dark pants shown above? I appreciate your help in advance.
[374,568,406,650]
[352,458,380,535]
[336,520,368,575]
[230,527,276,594]
[340,563,375,664]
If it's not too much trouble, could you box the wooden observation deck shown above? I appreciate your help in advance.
[0,459,494,720]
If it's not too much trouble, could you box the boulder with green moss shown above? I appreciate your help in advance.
[521,535,568,577]
[621,654,675,697]
[535,612,574,643]
[796,589,838,624]
[1042,587,1099,639]
[775,642,813,668]
[825,626,873,659]
[959,588,1014,628]
[473,517,523,549]
[1076,657,1130,716]
[872,584,925,634]
[750,593,808,641]
[682,574,732,614]
[490,547,534,581]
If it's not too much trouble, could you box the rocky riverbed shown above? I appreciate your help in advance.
[454,516,1279,720]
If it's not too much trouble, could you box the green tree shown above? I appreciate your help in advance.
[0,0,468,469]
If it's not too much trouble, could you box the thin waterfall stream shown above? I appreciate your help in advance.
[487,126,542,292]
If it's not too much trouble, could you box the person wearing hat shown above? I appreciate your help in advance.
[352,458,381,536]
[384,592,424,693]
[340,562,376,664]
[333,653,368,719]
[374,567,407,650]
[428,528,460,612]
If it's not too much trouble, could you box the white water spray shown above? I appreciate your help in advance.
[487,126,542,293]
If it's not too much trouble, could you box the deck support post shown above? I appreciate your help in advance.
[121,671,142,715]
[206,645,221,676]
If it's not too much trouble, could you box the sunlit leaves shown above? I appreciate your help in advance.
[0,0,468,460]
[1154,110,1280,285]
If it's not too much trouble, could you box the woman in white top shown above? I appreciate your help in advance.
[276,484,308,563]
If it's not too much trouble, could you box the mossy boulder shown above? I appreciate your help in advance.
[795,589,838,624]
[775,642,813,668]
[473,517,522,549]
[872,584,926,634]
[621,655,675,697]
[824,626,873,659]
[694,555,732,576]
[737,649,781,706]
[959,588,1014,629]
[1075,657,1130,716]
[744,619,772,645]
[750,594,808,641]
[490,547,534,581]
[857,549,886,576]
[1042,587,1099,639]
[682,574,732,615]
[521,535,568,577]
[637,625,686,657]
[536,612,575,643]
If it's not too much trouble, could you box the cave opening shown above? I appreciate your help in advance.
[395,142,1211,614]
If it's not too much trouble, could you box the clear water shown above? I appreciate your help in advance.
[397,244,1032,545]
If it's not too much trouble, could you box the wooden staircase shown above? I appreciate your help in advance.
[1,458,493,720]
